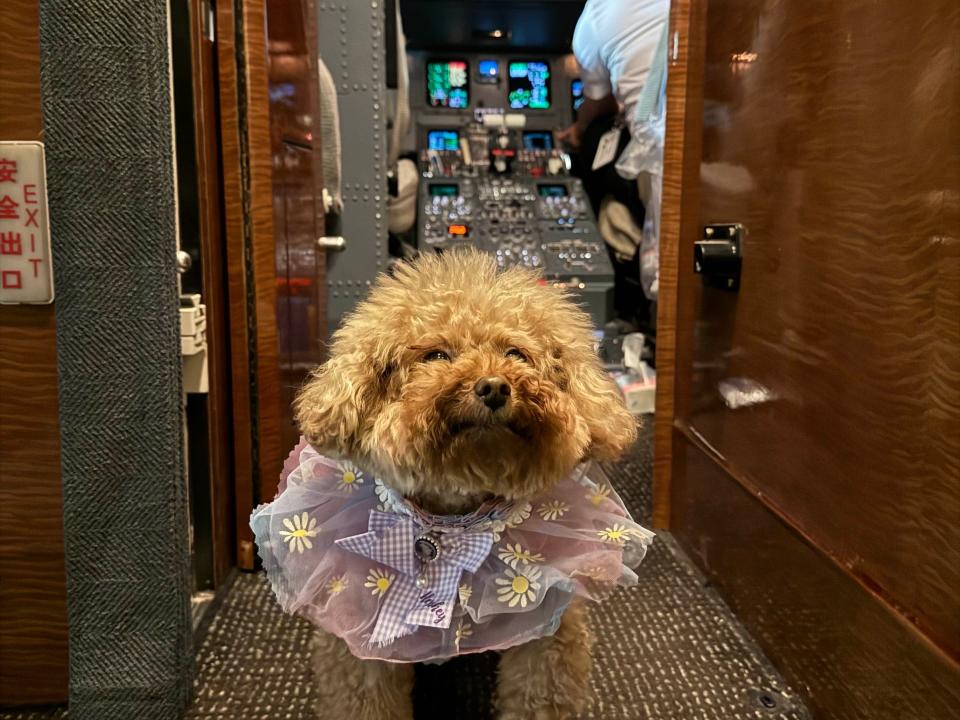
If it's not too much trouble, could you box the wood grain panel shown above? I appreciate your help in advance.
[0,0,69,705]
[214,0,257,568]
[651,0,706,529]
[189,0,234,585]
[0,0,42,141]
[242,0,285,509]
[684,0,960,658]
[672,431,960,719]
[219,0,319,563]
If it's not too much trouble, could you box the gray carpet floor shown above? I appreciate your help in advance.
[2,419,810,720]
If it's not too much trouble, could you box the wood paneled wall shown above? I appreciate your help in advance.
[217,0,325,567]
[657,0,960,715]
[0,0,69,706]
[652,0,706,529]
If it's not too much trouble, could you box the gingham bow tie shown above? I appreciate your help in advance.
[336,510,494,646]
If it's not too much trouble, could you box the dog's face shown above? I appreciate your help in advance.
[295,250,636,509]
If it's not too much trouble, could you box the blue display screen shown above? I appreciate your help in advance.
[522,131,554,150]
[478,59,499,78]
[572,79,584,113]
[427,130,460,151]
[508,60,551,110]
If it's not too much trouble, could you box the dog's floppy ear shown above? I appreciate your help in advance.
[294,351,386,454]
[563,348,637,461]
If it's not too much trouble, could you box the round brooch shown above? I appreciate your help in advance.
[414,533,441,563]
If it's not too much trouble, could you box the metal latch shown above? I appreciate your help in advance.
[694,223,742,291]
[317,236,346,252]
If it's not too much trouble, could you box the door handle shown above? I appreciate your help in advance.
[694,224,741,291]
[317,236,346,252]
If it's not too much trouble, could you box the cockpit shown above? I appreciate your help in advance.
[318,0,661,334]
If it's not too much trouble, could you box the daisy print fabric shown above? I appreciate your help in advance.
[251,439,653,663]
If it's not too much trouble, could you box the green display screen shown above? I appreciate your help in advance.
[508,60,551,110]
[429,184,460,197]
[426,60,469,109]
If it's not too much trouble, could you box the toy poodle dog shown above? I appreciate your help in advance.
[252,249,649,720]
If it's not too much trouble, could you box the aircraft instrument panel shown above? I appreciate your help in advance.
[412,53,613,324]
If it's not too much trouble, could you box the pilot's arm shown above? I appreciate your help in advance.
[556,0,619,151]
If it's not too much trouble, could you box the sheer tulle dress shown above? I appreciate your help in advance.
[251,439,653,662]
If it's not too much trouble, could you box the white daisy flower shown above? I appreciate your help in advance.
[326,575,349,596]
[597,523,632,545]
[490,501,533,541]
[585,484,612,507]
[458,583,473,606]
[505,502,532,527]
[495,565,543,608]
[374,477,403,513]
[279,512,319,553]
[364,567,395,597]
[574,565,612,583]
[336,461,365,492]
[537,499,570,521]
[497,542,545,569]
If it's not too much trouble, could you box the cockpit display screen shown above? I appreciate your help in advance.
[427,130,460,151]
[522,131,554,150]
[427,60,469,109]
[572,79,584,113]
[537,184,568,197]
[429,183,460,197]
[478,60,499,79]
[508,60,551,110]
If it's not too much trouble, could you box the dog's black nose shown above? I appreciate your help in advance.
[474,376,511,410]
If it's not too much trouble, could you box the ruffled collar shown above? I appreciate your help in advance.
[252,440,652,661]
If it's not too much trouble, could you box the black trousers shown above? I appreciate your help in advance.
[572,114,652,333]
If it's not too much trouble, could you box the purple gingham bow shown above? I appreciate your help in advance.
[336,510,494,646]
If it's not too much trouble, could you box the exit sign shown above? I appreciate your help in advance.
[0,141,53,304]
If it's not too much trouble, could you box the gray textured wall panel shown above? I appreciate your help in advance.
[38,0,193,718]
[318,0,390,328]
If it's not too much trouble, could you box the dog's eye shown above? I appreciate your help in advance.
[505,348,527,362]
[423,350,451,362]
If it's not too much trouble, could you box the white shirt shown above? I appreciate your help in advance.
[572,0,670,125]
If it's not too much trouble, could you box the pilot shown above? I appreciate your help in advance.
[557,0,670,334]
